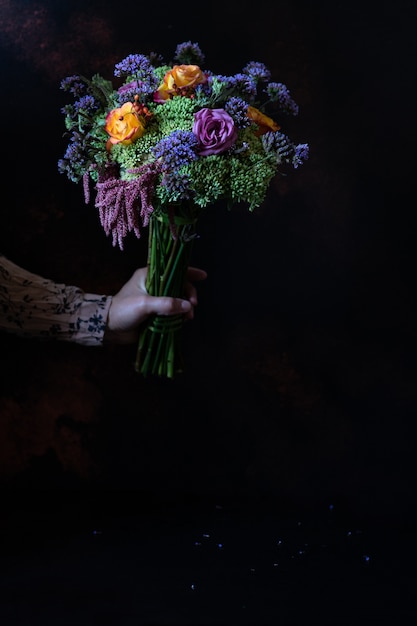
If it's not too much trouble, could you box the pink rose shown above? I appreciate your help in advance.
[193,108,238,156]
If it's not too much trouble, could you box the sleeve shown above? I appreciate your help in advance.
[0,254,112,346]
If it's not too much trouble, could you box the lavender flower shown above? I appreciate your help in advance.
[152,130,198,200]
[114,54,159,102]
[293,143,309,168]
[242,61,271,82]
[153,130,198,170]
[114,54,152,78]
[117,81,146,105]
[147,51,164,67]
[224,96,251,129]
[161,171,194,203]
[60,75,86,98]
[265,82,299,115]
[57,132,89,181]
[261,131,308,168]
[227,73,258,101]
[262,130,296,164]
[174,41,205,66]
[213,73,256,102]
[73,95,100,116]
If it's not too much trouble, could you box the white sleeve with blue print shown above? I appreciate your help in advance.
[0,254,112,346]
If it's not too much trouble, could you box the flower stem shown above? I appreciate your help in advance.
[135,211,196,378]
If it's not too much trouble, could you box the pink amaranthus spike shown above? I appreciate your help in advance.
[95,162,161,250]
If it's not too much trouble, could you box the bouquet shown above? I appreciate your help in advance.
[58,41,309,378]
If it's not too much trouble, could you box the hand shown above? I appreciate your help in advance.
[104,266,207,345]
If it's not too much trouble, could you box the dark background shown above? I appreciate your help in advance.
[1,1,417,623]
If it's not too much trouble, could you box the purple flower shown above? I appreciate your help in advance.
[224,97,251,129]
[114,55,159,103]
[193,108,238,156]
[266,82,299,116]
[242,61,271,82]
[114,54,153,78]
[174,41,205,66]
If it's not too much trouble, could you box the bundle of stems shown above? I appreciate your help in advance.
[135,210,197,378]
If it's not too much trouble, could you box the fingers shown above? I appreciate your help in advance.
[186,266,208,282]
[149,267,207,315]
[184,266,207,307]
[131,266,207,319]
[106,266,207,345]
[150,295,192,318]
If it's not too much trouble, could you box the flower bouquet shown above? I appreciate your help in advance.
[58,41,309,378]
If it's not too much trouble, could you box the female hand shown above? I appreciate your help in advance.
[104,266,207,345]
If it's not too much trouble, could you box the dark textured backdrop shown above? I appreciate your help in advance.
[1,0,416,528]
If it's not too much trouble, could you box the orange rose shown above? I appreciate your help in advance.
[104,102,145,148]
[154,64,207,102]
[247,105,280,136]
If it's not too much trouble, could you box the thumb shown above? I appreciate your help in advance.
[149,295,191,317]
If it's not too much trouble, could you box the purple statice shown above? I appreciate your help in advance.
[114,54,151,78]
[293,143,309,168]
[117,81,144,104]
[265,82,299,116]
[114,54,159,102]
[57,131,90,182]
[242,61,271,83]
[174,41,205,67]
[95,161,161,249]
[153,130,198,202]
[73,94,100,116]
[60,75,87,98]
[224,96,251,129]
[194,79,212,99]
[60,102,76,119]
[163,171,195,204]
[225,73,258,102]
[153,130,198,171]
[261,130,299,166]
[148,51,164,67]
[275,136,309,169]
[60,73,114,126]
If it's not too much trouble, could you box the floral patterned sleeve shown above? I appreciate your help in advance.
[0,254,112,346]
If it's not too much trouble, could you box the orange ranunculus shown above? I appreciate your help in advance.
[104,102,145,148]
[154,64,207,102]
[247,105,281,136]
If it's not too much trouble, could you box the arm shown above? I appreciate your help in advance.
[0,254,110,345]
[0,255,206,346]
